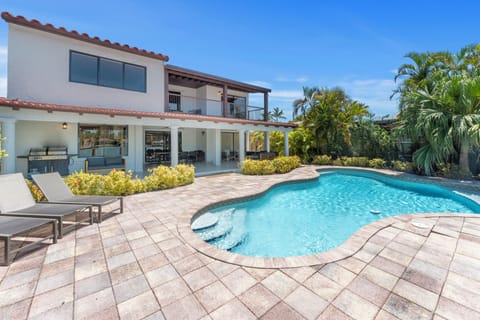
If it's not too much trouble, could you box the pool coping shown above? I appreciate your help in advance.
[177,165,480,268]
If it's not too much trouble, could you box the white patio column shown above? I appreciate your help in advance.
[0,118,16,174]
[245,131,250,152]
[284,131,289,156]
[238,129,246,163]
[170,126,179,167]
[264,131,270,152]
[214,129,221,166]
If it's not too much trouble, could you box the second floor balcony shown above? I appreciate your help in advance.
[167,93,265,121]
[165,64,270,122]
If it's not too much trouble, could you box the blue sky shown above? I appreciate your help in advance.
[1,1,479,119]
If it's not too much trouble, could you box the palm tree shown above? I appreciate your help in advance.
[292,86,320,119]
[269,107,286,122]
[304,87,369,154]
[408,74,480,175]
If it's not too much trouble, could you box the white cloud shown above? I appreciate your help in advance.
[0,77,6,97]
[270,89,304,101]
[274,76,309,83]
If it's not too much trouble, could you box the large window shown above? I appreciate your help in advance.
[70,51,146,92]
[78,125,128,157]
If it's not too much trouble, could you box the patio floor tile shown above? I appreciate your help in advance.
[74,287,116,320]
[221,268,257,296]
[383,293,432,320]
[29,284,73,318]
[238,283,280,317]
[347,276,390,307]
[74,271,111,299]
[261,271,299,299]
[113,274,150,304]
[162,294,207,320]
[117,290,160,320]
[153,277,192,307]
[183,266,218,292]
[333,289,379,320]
[318,304,353,320]
[260,301,305,320]
[195,280,234,313]
[209,298,255,320]
[303,272,343,302]
[284,286,328,320]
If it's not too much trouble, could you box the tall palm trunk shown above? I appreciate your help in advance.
[459,141,471,175]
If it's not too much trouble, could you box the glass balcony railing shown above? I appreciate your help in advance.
[167,94,266,121]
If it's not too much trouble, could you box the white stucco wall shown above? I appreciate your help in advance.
[7,25,165,112]
[15,121,78,173]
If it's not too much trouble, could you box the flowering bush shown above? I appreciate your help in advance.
[368,158,387,169]
[312,155,333,165]
[27,165,195,199]
[242,156,300,175]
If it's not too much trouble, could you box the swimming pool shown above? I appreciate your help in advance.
[193,169,480,257]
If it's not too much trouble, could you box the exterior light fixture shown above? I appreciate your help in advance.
[62,122,68,130]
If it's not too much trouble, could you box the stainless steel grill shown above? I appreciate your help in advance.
[28,146,69,175]
[28,147,68,161]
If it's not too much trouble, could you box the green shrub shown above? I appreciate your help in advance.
[332,158,345,166]
[242,159,276,175]
[143,165,194,191]
[369,158,387,169]
[242,156,300,175]
[61,164,194,197]
[343,157,369,167]
[391,160,414,173]
[435,163,471,179]
[272,156,301,173]
[312,155,332,165]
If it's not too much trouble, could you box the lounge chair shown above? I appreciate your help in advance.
[0,173,93,238]
[0,216,57,265]
[32,172,123,223]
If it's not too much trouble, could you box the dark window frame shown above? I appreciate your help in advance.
[78,124,129,157]
[69,50,147,93]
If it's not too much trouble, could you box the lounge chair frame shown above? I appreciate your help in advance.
[32,172,123,223]
[0,217,57,266]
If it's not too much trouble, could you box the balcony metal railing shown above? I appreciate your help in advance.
[167,93,266,121]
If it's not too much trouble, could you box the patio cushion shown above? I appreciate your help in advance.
[105,157,123,166]
[87,157,105,167]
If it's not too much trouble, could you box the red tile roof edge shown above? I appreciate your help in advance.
[1,12,169,62]
[0,97,297,128]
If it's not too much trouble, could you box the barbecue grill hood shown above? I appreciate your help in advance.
[28,146,68,160]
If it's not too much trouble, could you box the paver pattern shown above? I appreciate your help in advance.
[0,166,479,319]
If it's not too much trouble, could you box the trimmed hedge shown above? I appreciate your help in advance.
[28,164,195,199]
[242,156,301,175]
[312,156,414,173]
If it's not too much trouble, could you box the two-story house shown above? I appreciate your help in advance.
[0,12,294,176]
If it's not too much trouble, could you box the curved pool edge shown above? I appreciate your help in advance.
[178,165,480,269]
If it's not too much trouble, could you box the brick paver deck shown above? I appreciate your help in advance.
[1,166,479,319]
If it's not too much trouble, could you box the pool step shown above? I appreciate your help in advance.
[191,212,219,231]
[209,209,247,250]
[196,209,234,241]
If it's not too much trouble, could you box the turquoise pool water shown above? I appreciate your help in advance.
[194,170,480,257]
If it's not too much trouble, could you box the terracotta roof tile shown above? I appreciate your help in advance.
[0,97,296,128]
[1,12,169,62]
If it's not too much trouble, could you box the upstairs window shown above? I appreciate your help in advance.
[69,51,147,92]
